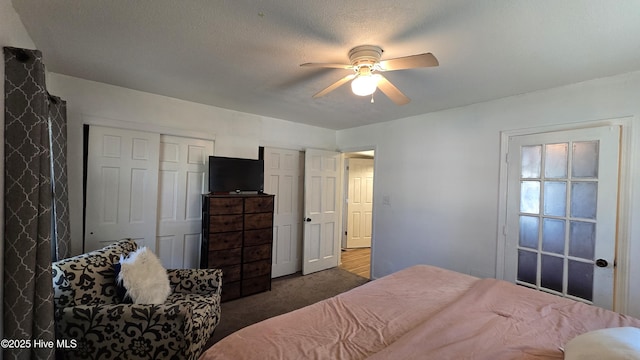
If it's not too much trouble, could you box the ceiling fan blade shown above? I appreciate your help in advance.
[377,75,410,105]
[379,53,439,71]
[300,62,353,70]
[313,74,357,98]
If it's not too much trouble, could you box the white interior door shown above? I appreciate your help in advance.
[156,135,214,269]
[264,147,304,278]
[505,125,620,309]
[346,158,374,248]
[303,149,343,275]
[85,125,160,252]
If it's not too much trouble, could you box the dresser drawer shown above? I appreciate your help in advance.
[221,281,241,302]
[219,264,241,283]
[245,212,273,230]
[244,228,272,246]
[245,196,274,213]
[208,231,242,250]
[208,248,241,267]
[209,214,243,232]
[208,197,243,215]
[242,275,270,296]
[243,259,271,278]
[243,244,271,263]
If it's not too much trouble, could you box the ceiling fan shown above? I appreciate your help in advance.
[300,45,439,105]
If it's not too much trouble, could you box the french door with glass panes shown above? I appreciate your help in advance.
[504,126,620,309]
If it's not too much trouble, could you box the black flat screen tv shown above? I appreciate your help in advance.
[208,156,264,194]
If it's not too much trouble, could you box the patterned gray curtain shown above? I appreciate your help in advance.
[49,96,71,260]
[3,47,55,360]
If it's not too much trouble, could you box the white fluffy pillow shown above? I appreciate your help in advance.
[564,327,640,360]
[116,247,171,304]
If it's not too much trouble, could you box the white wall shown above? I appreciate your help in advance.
[46,73,337,257]
[0,0,37,339]
[337,71,640,317]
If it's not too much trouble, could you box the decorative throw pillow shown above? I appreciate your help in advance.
[563,327,640,360]
[116,247,171,304]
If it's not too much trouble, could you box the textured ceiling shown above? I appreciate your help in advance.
[12,0,640,130]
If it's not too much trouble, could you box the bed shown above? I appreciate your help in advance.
[199,265,640,360]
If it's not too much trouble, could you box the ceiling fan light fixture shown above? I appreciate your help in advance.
[351,74,381,96]
[303,45,437,105]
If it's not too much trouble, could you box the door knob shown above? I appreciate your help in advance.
[304,217,312,222]
[595,259,608,268]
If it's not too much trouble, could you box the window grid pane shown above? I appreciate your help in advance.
[541,254,564,293]
[519,216,539,249]
[543,181,567,216]
[544,143,568,178]
[520,181,540,214]
[521,145,541,178]
[569,221,596,260]
[572,141,599,178]
[517,249,537,285]
[570,182,597,219]
[568,260,594,301]
[542,218,565,255]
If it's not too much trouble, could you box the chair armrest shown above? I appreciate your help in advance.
[55,303,195,360]
[167,268,223,296]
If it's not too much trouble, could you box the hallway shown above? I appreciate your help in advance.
[339,248,371,279]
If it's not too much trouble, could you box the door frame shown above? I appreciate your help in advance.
[261,146,378,278]
[342,154,375,249]
[340,146,377,279]
[84,115,217,143]
[496,118,634,313]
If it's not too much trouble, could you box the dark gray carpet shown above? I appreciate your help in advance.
[204,267,369,349]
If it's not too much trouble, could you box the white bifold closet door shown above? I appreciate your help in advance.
[85,126,160,252]
[157,135,213,269]
[85,126,213,268]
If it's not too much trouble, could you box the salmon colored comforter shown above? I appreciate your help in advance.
[199,265,640,360]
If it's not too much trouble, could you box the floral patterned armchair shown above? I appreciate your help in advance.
[52,239,222,360]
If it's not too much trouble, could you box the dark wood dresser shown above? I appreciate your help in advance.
[201,193,275,302]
